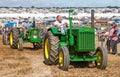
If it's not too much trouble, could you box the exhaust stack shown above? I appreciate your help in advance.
[33,17,35,28]
[91,10,95,28]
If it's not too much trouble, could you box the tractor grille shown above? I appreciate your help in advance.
[78,32,95,51]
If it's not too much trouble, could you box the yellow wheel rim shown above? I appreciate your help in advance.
[10,32,13,45]
[59,51,64,67]
[45,38,49,59]
[96,51,102,66]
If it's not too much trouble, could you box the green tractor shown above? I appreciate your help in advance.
[9,19,42,51]
[43,9,107,71]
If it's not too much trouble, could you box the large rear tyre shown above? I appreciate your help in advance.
[59,47,70,71]
[95,46,108,69]
[18,38,23,51]
[10,28,20,49]
[44,31,59,65]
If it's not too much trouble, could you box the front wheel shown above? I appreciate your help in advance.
[59,47,70,71]
[95,46,108,69]
[33,43,42,49]
[18,38,23,51]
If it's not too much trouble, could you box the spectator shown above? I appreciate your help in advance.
[117,28,120,43]
[101,29,110,53]
[109,23,118,55]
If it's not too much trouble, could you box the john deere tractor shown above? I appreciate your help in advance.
[43,9,107,71]
[9,19,42,51]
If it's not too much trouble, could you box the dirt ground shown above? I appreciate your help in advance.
[0,35,120,77]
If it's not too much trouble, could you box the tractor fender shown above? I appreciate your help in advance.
[48,27,61,35]
[59,42,68,48]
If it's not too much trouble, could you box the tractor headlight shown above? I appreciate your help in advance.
[33,31,38,38]
[33,35,37,38]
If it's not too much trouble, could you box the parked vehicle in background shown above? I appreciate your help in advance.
[2,21,17,45]
[9,18,43,51]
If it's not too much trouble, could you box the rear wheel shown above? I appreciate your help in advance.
[10,28,20,49]
[59,47,70,71]
[95,46,107,69]
[44,31,59,65]
[18,38,23,51]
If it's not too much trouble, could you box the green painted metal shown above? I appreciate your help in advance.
[70,54,98,61]
[69,9,74,46]
[71,26,95,52]
[28,29,41,43]
[19,28,42,43]
[48,27,62,35]
[59,42,68,48]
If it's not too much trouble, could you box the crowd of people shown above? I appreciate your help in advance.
[98,23,120,55]
[1,15,120,56]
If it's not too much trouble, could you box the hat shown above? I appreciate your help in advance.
[112,24,117,28]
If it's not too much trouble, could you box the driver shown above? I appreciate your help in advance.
[22,18,32,36]
[22,18,32,30]
[54,15,68,28]
[54,15,68,34]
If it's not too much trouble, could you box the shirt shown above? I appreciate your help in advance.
[117,28,120,35]
[54,20,68,27]
[103,32,109,37]
[22,22,32,29]
[109,28,118,41]
[104,32,109,35]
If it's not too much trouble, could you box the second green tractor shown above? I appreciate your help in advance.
[9,20,42,51]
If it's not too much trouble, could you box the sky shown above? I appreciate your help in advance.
[0,0,119,7]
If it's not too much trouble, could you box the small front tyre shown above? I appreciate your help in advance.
[59,47,70,71]
[95,46,108,70]
[18,38,23,51]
